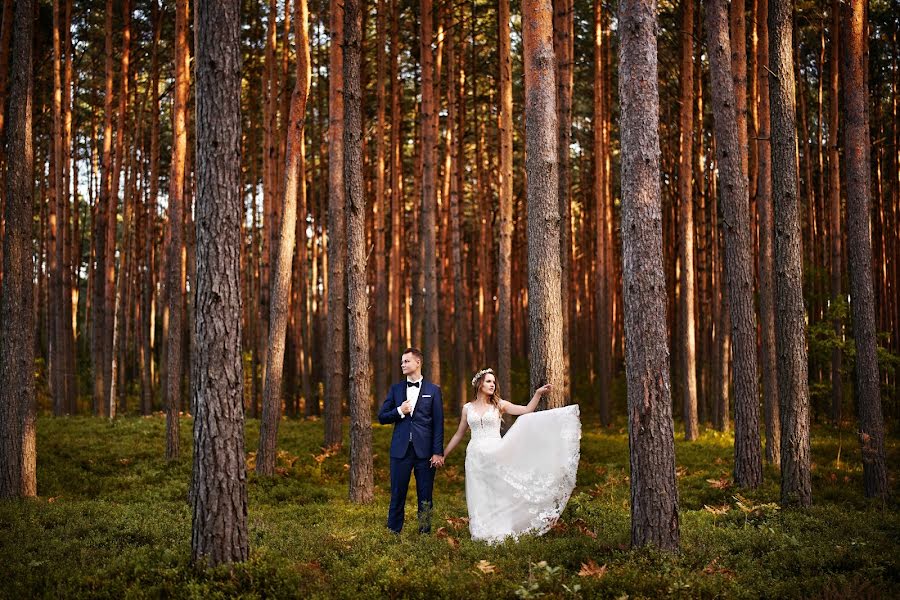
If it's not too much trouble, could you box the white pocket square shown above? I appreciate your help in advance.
[422,395,432,398]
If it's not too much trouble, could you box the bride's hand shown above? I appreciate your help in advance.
[536,383,552,396]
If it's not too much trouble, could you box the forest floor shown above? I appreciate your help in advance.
[1,409,898,599]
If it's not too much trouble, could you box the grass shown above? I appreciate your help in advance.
[0,409,898,599]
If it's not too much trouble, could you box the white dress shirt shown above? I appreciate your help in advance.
[398,376,423,418]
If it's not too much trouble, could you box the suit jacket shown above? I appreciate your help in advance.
[377,380,444,459]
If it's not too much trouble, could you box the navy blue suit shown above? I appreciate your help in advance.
[378,380,444,533]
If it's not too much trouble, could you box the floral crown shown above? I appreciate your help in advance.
[471,368,494,388]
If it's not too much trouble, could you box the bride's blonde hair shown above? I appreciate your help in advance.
[471,368,503,412]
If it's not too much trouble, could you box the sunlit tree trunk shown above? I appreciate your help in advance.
[498,0,514,403]
[258,0,312,476]
[0,0,35,499]
[679,0,699,441]
[325,0,346,447]
[523,0,566,410]
[420,0,440,383]
[166,0,189,459]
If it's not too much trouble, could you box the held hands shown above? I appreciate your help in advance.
[430,455,445,468]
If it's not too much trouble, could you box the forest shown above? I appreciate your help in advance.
[0,0,898,596]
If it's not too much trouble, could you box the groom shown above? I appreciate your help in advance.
[377,347,444,534]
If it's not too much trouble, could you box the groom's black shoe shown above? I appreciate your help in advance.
[417,500,433,534]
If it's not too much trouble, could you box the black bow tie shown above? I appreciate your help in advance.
[407,381,420,388]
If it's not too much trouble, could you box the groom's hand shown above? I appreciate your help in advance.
[430,455,444,468]
[400,400,412,415]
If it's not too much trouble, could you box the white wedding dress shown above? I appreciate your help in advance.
[464,403,581,544]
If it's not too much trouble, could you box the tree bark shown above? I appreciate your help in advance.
[448,25,468,409]
[756,0,780,465]
[191,0,249,566]
[259,0,312,477]
[618,0,680,550]
[51,0,76,415]
[706,0,763,488]
[769,0,812,507]
[108,0,132,418]
[524,0,566,410]
[343,0,375,503]
[420,0,440,383]
[841,0,888,499]
[554,0,573,402]
[106,0,132,415]
[594,0,611,427]
[325,0,346,448]
[166,0,189,460]
[92,0,115,416]
[0,0,35,499]
[828,0,842,424]
[0,0,12,295]
[389,0,403,384]
[498,0,514,405]
[142,0,162,416]
[373,0,388,405]
[679,0,699,441]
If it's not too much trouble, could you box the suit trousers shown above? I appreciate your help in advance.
[387,443,435,533]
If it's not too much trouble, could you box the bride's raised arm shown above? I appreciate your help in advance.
[499,383,552,416]
[442,404,470,460]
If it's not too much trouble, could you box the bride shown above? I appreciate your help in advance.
[440,368,581,544]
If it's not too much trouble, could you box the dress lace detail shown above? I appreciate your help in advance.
[463,403,581,545]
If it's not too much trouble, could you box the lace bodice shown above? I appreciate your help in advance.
[466,403,502,443]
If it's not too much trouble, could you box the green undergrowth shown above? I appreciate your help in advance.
[0,413,897,599]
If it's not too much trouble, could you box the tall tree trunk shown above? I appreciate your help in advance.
[769,0,812,507]
[373,0,388,404]
[618,0,680,550]
[841,0,888,499]
[325,0,346,447]
[167,0,189,459]
[0,0,13,295]
[498,0,514,404]
[259,0,312,476]
[679,0,699,441]
[108,0,132,418]
[259,0,278,395]
[706,0,763,488]
[343,0,374,503]
[142,0,162,416]
[0,0,35,499]
[191,0,249,566]
[64,10,78,415]
[420,0,440,383]
[756,0,780,464]
[449,25,468,410]
[554,0,573,402]
[828,0,842,424]
[52,0,75,415]
[93,0,115,417]
[106,0,131,414]
[523,0,566,410]
[389,0,403,383]
[593,0,611,427]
